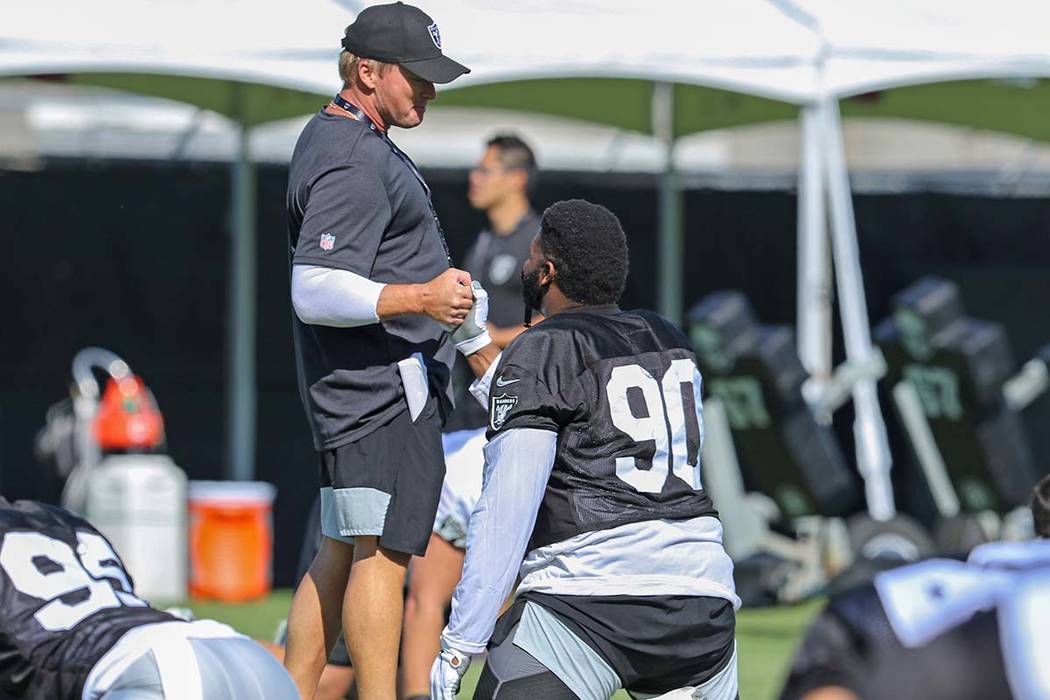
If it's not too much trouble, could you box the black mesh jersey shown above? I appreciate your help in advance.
[486,305,717,550]
[0,500,174,699]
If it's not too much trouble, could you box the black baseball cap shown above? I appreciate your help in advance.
[342,2,470,85]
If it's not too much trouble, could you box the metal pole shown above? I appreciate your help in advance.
[819,98,895,520]
[653,81,683,324]
[227,105,257,482]
[797,104,832,381]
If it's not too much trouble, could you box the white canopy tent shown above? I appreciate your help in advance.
[4,0,1050,518]
[788,0,1050,518]
[0,0,821,483]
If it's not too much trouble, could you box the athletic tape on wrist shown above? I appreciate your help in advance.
[456,331,491,356]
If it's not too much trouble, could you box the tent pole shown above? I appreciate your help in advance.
[819,98,895,520]
[797,103,832,382]
[653,81,682,324]
[226,105,257,482]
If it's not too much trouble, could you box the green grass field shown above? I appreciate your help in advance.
[186,591,823,700]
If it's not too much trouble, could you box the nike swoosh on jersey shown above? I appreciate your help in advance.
[495,376,520,387]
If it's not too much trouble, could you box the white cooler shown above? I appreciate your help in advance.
[84,454,187,602]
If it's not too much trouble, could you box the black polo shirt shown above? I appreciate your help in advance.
[287,109,454,450]
[463,210,539,328]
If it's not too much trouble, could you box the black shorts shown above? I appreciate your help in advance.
[513,592,735,695]
[318,399,445,557]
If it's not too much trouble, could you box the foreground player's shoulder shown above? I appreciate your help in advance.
[626,308,695,351]
[500,316,583,367]
[488,320,588,435]
[0,499,89,537]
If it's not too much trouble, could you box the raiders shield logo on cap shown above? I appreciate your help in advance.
[427,22,442,49]
[490,393,518,431]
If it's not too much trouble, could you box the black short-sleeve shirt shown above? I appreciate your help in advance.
[287,110,454,449]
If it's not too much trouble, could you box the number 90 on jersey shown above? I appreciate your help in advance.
[606,358,704,494]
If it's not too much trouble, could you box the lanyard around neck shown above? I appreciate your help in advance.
[331,95,451,264]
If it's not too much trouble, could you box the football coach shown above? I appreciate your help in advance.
[282,3,495,698]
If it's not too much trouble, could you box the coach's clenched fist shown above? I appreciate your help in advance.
[417,268,476,327]
[374,268,477,327]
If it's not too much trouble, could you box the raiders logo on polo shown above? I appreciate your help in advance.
[490,392,518,431]
[489,254,518,286]
[427,22,442,49]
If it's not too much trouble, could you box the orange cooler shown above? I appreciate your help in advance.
[188,481,277,602]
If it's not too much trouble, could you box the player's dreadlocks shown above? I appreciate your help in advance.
[538,199,629,306]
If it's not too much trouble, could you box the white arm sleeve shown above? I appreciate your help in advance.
[440,427,557,654]
[290,264,386,327]
[469,352,503,409]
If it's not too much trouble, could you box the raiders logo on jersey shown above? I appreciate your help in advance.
[490,392,518,430]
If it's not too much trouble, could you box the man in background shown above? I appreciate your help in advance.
[446,135,541,431]
[465,135,541,347]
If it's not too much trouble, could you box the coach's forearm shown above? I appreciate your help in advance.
[376,282,427,320]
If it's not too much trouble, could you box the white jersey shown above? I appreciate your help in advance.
[83,619,243,699]
[433,429,486,548]
[967,538,1050,570]
[518,514,738,603]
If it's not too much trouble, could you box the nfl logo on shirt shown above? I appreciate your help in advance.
[320,233,335,251]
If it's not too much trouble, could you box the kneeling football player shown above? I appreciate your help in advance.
[0,497,299,699]
[431,200,740,700]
